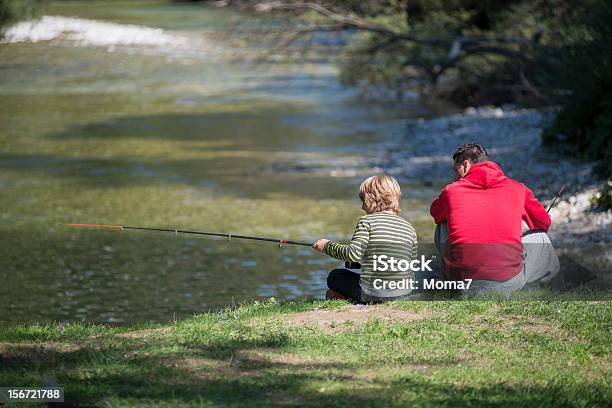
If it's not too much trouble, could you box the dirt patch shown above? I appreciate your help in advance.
[177,346,444,381]
[0,341,80,355]
[238,348,341,368]
[174,349,343,380]
[472,315,574,339]
[177,356,244,378]
[0,341,82,368]
[282,305,429,333]
[116,327,171,340]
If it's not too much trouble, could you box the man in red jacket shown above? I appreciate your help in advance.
[430,143,559,295]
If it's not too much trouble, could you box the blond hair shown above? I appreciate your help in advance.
[359,175,401,214]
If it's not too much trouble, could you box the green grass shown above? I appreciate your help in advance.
[1,298,610,407]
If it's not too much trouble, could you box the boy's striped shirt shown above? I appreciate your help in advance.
[325,212,418,297]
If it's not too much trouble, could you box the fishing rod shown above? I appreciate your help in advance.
[63,223,314,247]
[546,183,566,213]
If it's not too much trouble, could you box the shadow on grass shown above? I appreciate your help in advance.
[2,338,609,407]
[384,374,611,407]
[0,334,365,407]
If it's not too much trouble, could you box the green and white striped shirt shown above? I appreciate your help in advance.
[325,212,418,297]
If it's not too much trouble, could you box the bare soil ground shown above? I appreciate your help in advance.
[282,304,430,333]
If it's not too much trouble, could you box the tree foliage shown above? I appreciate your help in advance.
[0,0,44,35]
[537,0,611,207]
[246,1,550,105]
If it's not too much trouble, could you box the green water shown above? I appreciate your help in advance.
[0,1,447,324]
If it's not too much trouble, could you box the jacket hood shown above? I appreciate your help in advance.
[464,161,507,188]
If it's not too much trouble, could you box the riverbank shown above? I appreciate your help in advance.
[1,297,610,406]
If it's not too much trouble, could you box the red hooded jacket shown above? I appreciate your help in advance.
[430,161,551,281]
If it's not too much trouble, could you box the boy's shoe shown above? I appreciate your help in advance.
[326,289,348,300]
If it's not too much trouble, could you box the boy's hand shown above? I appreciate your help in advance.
[312,239,330,252]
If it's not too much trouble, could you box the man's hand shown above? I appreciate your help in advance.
[312,239,330,252]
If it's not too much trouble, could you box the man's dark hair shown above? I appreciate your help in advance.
[452,143,489,164]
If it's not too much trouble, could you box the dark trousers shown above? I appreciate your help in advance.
[327,269,403,304]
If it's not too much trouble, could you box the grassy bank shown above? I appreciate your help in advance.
[1,297,611,407]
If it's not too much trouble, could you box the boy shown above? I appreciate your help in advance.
[313,175,418,303]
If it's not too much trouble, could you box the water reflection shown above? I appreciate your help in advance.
[1,228,347,324]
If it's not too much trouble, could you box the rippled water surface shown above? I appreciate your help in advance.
[0,1,450,324]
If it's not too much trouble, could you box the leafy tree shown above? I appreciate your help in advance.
[249,1,546,105]
[537,0,611,208]
[0,0,44,35]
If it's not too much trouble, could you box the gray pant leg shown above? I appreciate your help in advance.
[459,231,559,295]
[522,231,560,284]
[434,222,526,297]
[462,272,526,297]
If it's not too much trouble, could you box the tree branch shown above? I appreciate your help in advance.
[255,2,536,51]
[256,1,446,46]
[251,1,540,96]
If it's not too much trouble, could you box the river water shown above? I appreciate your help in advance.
[0,1,453,324]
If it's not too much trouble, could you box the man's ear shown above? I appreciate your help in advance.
[463,160,471,173]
